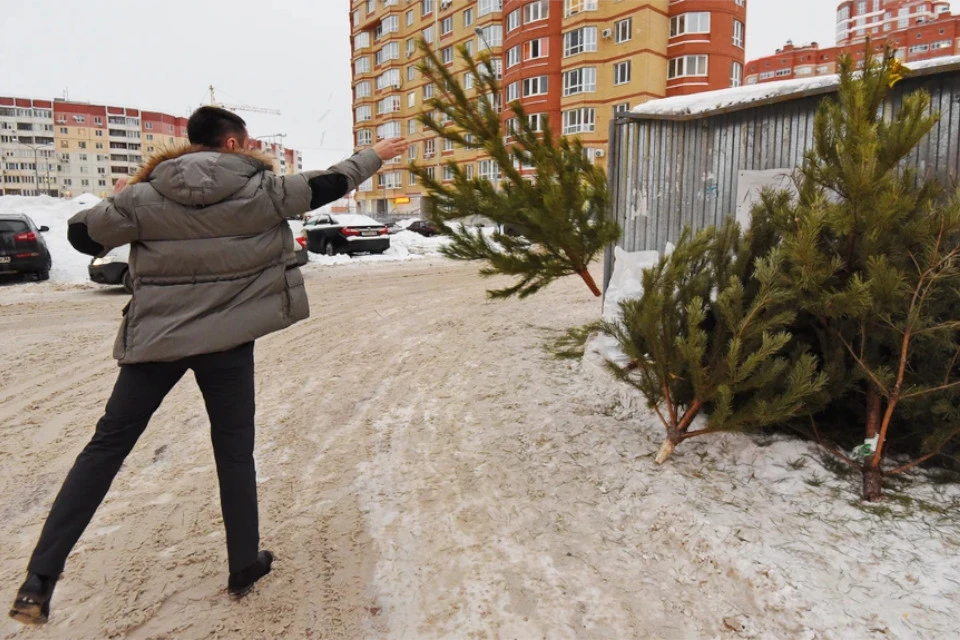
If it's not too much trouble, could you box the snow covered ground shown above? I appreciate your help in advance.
[2,202,959,638]
[0,195,451,287]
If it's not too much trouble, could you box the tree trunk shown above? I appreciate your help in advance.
[578,269,601,297]
[865,388,881,439]
[862,465,883,502]
[654,437,678,465]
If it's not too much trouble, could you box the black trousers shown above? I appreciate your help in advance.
[28,342,259,576]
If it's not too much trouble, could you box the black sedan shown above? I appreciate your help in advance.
[301,213,390,256]
[0,213,52,281]
[406,220,440,237]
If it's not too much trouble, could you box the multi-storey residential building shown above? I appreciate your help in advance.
[0,96,302,198]
[350,0,747,217]
[745,1,959,86]
[837,0,951,43]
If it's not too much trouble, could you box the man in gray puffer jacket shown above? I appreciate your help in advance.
[10,106,407,624]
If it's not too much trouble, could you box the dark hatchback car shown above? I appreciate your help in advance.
[301,213,389,256]
[0,213,52,281]
[406,219,440,237]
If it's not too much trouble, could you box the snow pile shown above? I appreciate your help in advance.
[0,194,100,284]
[300,230,452,269]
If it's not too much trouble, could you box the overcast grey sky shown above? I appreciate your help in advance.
[1,1,947,169]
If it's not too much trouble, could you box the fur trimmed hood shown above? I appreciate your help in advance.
[130,145,279,207]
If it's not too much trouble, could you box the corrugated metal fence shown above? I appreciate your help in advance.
[605,62,960,289]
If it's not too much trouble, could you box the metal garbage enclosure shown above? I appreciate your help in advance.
[604,56,960,290]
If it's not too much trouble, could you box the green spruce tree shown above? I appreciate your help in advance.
[606,217,827,463]
[409,41,619,298]
[757,46,960,501]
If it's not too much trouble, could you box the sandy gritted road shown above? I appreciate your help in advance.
[0,260,653,640]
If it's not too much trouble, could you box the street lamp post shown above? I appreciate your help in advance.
[21,142,54,197]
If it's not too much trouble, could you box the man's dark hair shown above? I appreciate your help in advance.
[187,106,248,148]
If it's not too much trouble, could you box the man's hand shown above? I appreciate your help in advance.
[373,138,409,161]
[113,177,129,194]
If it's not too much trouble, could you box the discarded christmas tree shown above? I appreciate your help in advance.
[409,41,619,298]
[757,47,960,501]
[606,218,827,463]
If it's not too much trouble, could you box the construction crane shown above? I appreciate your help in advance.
[207,85,281,116]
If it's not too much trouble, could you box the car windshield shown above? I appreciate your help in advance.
[331,214,381,227]
[0,219,28,233]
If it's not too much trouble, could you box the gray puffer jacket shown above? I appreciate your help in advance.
[68,146,382,364]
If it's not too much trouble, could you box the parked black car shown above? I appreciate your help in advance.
[0,213,52,281]
[301,213,389,255]
[406,220,440,237]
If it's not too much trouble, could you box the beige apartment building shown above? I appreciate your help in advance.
[1,96,302,198]
[350,0,747,216]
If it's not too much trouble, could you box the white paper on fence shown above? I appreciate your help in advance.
[602,246,660,323]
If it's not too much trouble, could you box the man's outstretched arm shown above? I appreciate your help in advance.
[265,138,409,219]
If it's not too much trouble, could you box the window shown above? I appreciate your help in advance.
[478,159,501,181]
[408,91,417,107]
[775,68,792,77]
[406,9,415,25]
[564,27,598,57]
[442,165,455,181]
[526,39,547,60]
[382,15,399,34]
[407,38,417,57]
[507,81,520,101]
[424,138,436,157]
[477,25,502,49]
[668,55,708,79]
[441,16,453,35]
[733,20,744,48]
[94,117,102,125]
[613,60,631,85]
[376,68,401,89]
[442,46,454,65]
[731,61,743,87]
[355,32,370,50]
[355,57,371,74]
[507,45,521,67]
[909,44,930,53]
[422,26,434,44]
[528,113,545,132]
[563,67,596,95]
[356,105,372,122]
[464,72,476,89]
[377,121,402,140]
[376,42,400,65]
[377,96,401,114]
[59,127,67,134]
[523,75,549,97]
[524,0,548,23]
[408,143,417,160]
[381,172,402,189]
[145,134,154,141]
[357,129,372,146]
[507,9,520,31]
[423,84,434,99]
[614,102,630,113]
[564,0,597,17]
[79,153,88,161]
[443,138,455,152]
[355,81,372,98]
[78,141,86,149]
[408,119,418,135]
[407,65,417,81]
[615,18,632,43]
[422,0,433,16]
[478,0,502,18]
[562,108,595,134]
[670,12,711,37]
[463,8,474,27]
[504,117,518,137]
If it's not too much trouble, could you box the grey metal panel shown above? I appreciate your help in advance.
[608,67,960,260]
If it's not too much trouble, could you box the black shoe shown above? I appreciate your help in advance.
[9,572,57,624]
[227,550,273,597]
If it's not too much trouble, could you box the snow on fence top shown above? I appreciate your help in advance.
[629,55,960,121]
